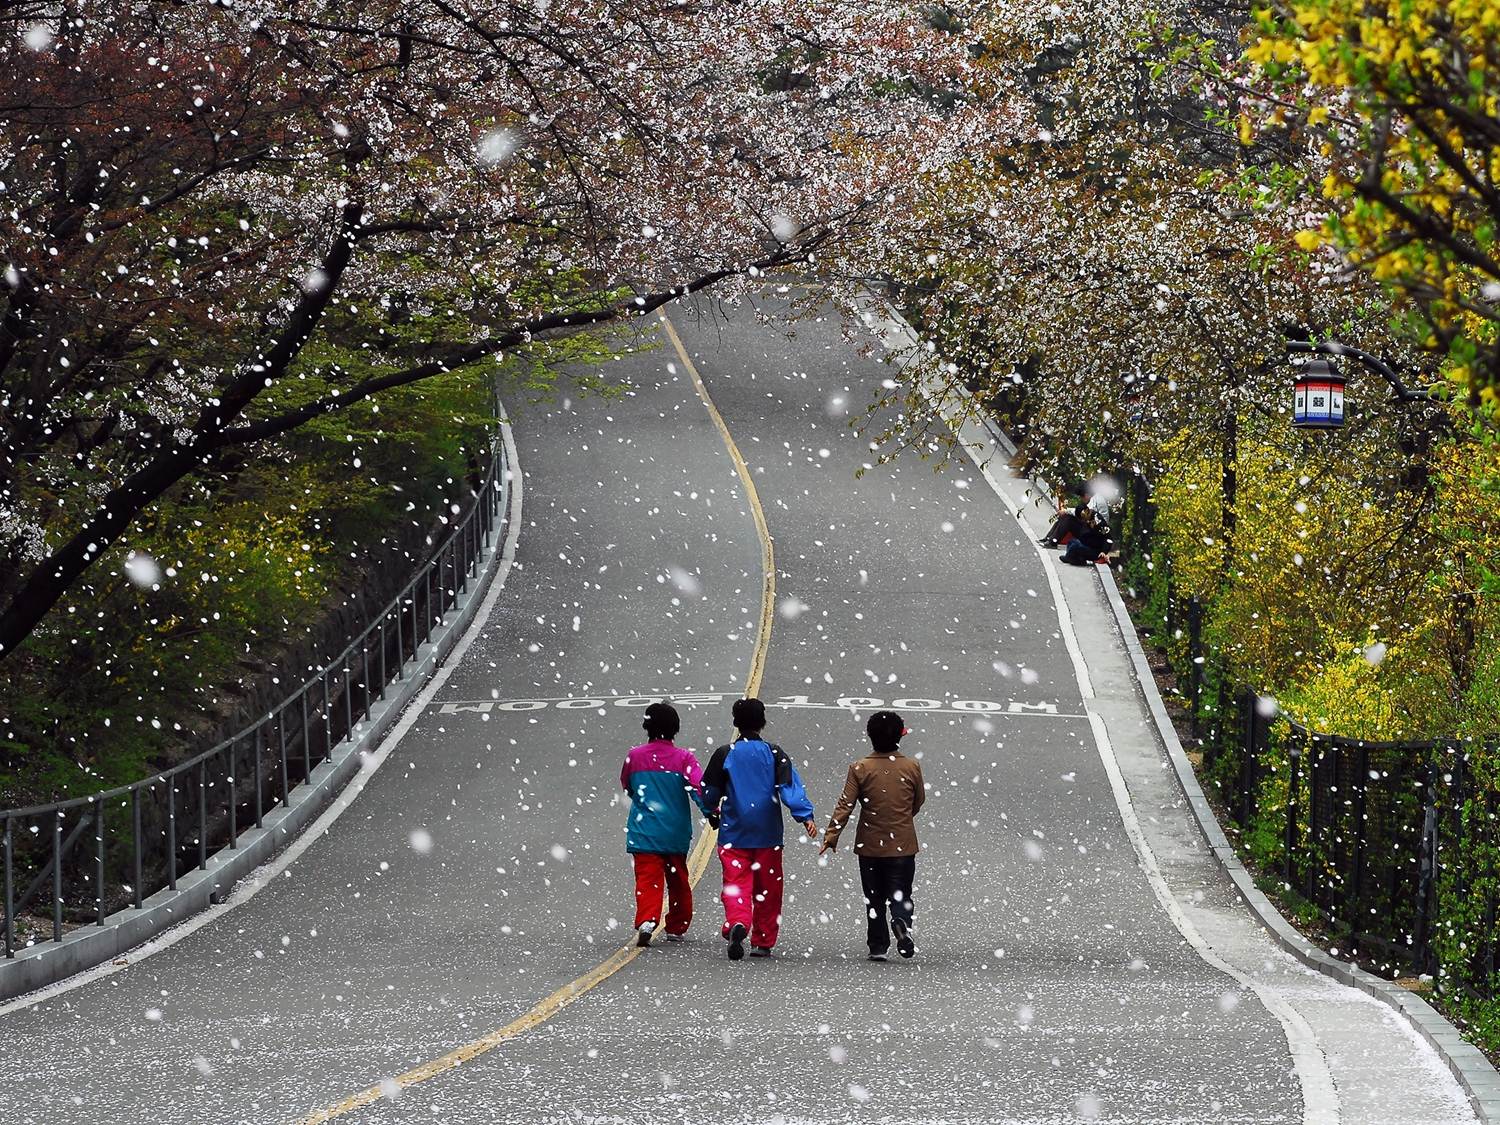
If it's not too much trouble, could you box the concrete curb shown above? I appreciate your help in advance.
[1095,567,1500,1123]
[0,423,518,1004]
[858,291,1500,1120]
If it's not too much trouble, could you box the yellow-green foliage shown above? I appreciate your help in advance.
[1150,421,1499,741]
[1244,0,1500,415]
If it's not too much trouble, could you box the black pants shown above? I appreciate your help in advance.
[859,855,916,954]
[1045,512,1090,543]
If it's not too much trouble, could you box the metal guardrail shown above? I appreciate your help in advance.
[2,425,510,958]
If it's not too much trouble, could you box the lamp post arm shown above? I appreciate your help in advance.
[1285,339,1437,403]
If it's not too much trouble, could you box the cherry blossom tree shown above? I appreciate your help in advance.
[0,0,995,660]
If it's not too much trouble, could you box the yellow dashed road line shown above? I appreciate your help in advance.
[295,312,773,1123]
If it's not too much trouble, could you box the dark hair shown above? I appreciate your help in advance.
[732,697,767,733]
[867,710,904,746]
[642,701,680,741]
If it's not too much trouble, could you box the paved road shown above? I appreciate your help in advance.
[0,303,1451,1123]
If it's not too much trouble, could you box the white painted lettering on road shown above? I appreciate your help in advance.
[434,692,1074,718]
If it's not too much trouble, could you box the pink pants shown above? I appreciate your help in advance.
[718,844,785,949]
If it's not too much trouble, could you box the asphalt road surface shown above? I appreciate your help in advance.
[2,303,1328,1124]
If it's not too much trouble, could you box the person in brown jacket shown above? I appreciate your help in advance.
[819,710,925,960]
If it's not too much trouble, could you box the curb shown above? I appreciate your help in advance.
[0,420,519,1004]
[1096,567,1500,1123]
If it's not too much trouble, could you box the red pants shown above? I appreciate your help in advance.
[632,852,692,934]
[718,845,784,949]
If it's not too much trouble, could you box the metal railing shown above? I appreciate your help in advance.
[2,427,510,958]
[1116,473,1499,990]
[1214,699,1500,986]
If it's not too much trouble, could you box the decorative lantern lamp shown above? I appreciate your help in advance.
[1292,356,1345,428]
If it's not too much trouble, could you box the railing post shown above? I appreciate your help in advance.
[301,691,311,780]
[253,724,264,829]
[1416,761,1439,975]
[277,708,289,807]
[131,787,143,909]
[1330,738,1350,923]
[323,671,332,763]
[343,661,353,740]
[1353,743,1369,917]
[1304,736,1321,903]
[167,778,178,890]
[227,744,238,849]
[52,811,62,942]
[4,815,13,957]
[483,480,493,550]
[94,802,105,925]
[362,641,372,721]
[379,617,388,697]
[1240,692,1258,829]
[396,601,406,672]
[1188,597,1202,740]
[197,761,208,870]
[1284,740,1300,884]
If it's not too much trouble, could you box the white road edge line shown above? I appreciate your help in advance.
[923,376,1341,1124]
[0,412,525,1018]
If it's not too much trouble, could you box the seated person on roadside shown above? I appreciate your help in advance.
[620,701,706,947]
[1060,505,1114,565]
[819,710,925,962]
[701,697,817,961]
[1040,480,1104,547]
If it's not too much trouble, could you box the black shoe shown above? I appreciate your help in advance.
[892,920,915,959]
[636,921,656,948]
[727,922,747,961]
[749,946,773,958]
[868,950,889,962]
[1038,536,1057,547]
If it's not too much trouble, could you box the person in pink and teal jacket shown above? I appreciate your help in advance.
[620,701,707,946]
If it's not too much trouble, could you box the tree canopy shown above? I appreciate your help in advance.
[0,0,996,659]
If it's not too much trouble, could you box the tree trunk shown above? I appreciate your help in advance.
[0,447,203,659]
[1220,399,1238,578]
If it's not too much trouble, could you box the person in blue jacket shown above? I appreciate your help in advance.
[701,697,817,960]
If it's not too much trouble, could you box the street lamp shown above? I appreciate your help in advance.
[1291,354,1345,428]
[1285,338,1438,420]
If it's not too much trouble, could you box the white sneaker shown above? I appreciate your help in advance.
[664,932,687,943]
[637,921,656,947]
[868,951,889,962]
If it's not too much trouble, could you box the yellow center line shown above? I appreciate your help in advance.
[660,314,777,701]
[294,312,774,1123]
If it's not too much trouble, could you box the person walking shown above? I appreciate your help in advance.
[620,701,706,947]
[701,697,817,961]
[819,710,925,961]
